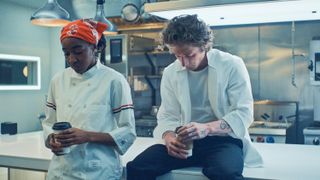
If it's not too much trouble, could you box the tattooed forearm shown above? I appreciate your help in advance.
[206,120,232,135]
[220,120,230,130]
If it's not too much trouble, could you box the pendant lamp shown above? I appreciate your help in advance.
[94,0,117,35]
[30,0,70,27]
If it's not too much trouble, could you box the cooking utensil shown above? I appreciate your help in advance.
[150,106,159,117]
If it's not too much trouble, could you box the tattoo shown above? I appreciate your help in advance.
[220,120,230,130]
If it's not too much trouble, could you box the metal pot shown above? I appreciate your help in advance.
[150,106,159,117]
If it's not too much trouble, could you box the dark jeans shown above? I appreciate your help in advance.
[126,136,244,180]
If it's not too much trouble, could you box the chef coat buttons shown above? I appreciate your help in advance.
[78,172,84,178]
[68,104,72,108]
[120,139,127,145]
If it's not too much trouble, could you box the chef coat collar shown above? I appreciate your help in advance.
[71,61,101,79]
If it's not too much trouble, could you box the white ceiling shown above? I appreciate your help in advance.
[3,0,45,9]
[2,0,131,18]
[2,0,272,10]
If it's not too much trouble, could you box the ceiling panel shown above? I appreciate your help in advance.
[2,0,45,9]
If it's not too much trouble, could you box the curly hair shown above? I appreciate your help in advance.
[161,14,213,51]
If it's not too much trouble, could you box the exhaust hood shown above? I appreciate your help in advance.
[144,0,320,26]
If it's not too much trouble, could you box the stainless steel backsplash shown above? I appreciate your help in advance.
[213,21,320,112]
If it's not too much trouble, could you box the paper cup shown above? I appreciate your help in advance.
[52,122,72,156]
[185,141,193,157]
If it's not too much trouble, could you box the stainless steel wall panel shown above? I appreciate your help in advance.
[214,26,260,98]
[214,21,320,112]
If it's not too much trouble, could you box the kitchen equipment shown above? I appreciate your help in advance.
[150,105,159,117]
[303,39,320,144]
[94,0,117,34]
[249,121,292,143]
[105,34,155,77]
[131,75,161,116]
[250,100,299,143]
[121,3,140,23]
[309,36,320,85]
[135,118,157,137]
[304,126,320,145]
[1,122,17,135]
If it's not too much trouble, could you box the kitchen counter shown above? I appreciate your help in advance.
[1,131,319,180]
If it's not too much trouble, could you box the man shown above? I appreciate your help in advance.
[127,14,263,180]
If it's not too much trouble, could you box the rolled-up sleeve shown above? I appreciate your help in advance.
[153,68,181,139]
[108,78,136,155]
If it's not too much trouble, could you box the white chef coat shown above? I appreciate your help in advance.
[154,49,263,167]
[42,62,136,180]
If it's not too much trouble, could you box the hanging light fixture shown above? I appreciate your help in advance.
[94,0,117,35]
[30,0,70,27]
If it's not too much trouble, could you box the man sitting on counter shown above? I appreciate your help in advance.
[127,14,263,180]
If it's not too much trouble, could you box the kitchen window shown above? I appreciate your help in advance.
[0,53,41,90]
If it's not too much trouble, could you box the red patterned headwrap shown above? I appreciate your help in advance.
[60,19,107,45]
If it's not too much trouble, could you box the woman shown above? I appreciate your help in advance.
[42,19,136,180]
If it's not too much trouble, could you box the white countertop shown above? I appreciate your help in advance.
[1,131,320,180]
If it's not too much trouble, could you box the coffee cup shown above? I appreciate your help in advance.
[175,126,193,157]
[52,122,72,156]
[184,140,193,157]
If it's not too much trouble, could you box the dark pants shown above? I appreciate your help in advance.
[126,136,244,180]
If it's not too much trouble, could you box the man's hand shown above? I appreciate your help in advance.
[54,127,90,147]
[163,132,189,159]
[176,122,209,142]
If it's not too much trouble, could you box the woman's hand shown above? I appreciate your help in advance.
[176,122,209,142]
[46,133,64,155]
[163,132,188,159]
[54,128,90,147]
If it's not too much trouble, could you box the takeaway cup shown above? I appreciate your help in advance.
[52,122,72,155]
[184,140,193,157]
[176,126,193,157]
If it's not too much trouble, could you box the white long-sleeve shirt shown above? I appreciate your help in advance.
[154,49,263,167]
[42,62,136,180]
